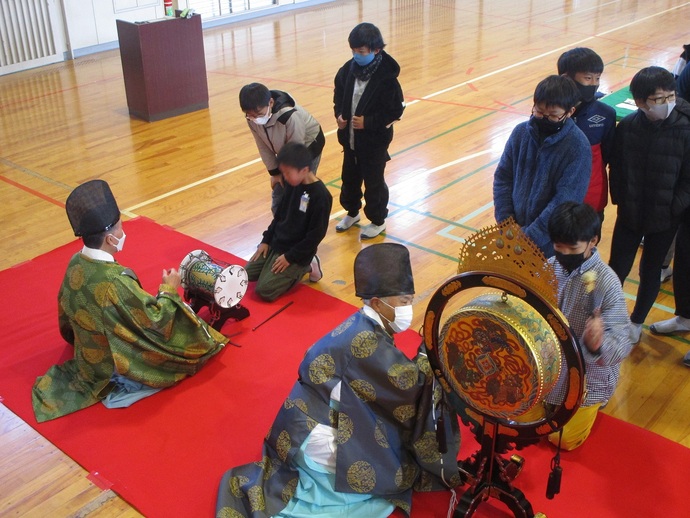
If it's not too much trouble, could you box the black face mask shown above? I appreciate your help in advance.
[530,116,566,136]
[555,251,586,274]
[576,83,598,103]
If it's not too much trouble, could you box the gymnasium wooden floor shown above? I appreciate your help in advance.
[2,0,689,515]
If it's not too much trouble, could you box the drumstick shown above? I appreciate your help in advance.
[582,271,598,314]
[252,301,294,331]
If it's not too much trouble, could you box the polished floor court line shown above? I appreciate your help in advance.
[0,174,67,208]
[108,4,690,218]
[0,56,680,321]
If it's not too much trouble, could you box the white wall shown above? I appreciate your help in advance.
[60,0,332,56]
[63,0,165,53]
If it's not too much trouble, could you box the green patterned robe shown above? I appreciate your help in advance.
[32,253,227,422]
[216,310,461,517]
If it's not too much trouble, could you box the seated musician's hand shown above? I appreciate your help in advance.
[162,268,181,290]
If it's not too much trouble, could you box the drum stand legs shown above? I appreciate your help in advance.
[455,421,536,518]
[207,303,250,331]
[186,290,250,331]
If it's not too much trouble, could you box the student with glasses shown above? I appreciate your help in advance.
[239,83,325,217]
[493,75,592,258]
[608,66,690,345]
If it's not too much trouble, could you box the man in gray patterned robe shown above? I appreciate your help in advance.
[216,243,460,517]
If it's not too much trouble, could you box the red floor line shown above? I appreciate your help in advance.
[0,75,121,109]
[405,96,523,115]
[0,175,64,208]
[208,69,331,91]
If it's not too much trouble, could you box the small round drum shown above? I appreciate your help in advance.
[179,249,248,309]
[438,292,562,419]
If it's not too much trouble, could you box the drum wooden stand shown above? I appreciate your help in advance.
[185,290,249,331]
[455,419,534,518]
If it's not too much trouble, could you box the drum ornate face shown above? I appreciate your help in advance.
[179,249,248,308]
[438,293,561,420]
[214,265,249,308]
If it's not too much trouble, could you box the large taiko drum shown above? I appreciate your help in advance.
[179,249,248,309]
[438,292,562,419]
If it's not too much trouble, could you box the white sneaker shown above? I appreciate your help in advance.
[629,322,643,344]
[660,266,673,283]
[309,255,323,282]
[360,222,386,240]
[336,214,360,232]
[649,316,690,335]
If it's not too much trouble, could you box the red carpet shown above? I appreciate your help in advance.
[0,217,686,518]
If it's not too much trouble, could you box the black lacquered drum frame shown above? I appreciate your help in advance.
[424,271,585,518]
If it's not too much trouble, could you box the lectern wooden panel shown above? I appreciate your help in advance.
[116,15,209,122]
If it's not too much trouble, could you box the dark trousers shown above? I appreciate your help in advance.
[339,147,389,225]
[673,211,690,318]
[245,248,311,302]
[609,219,678,324]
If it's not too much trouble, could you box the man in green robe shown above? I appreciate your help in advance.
[32,180,227,422]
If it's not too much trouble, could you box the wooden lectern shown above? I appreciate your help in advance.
[116,15,209,122]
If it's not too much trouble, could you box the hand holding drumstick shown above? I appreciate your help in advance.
[582,271,603,353]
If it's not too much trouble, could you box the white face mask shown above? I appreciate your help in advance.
[643,100,675,121]
[380,300,413,333]
[109,231,126,252]
[251,105,271,125]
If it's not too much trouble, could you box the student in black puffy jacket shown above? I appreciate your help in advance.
[648,61,690,357]
[333,22,405,240]
[609,66,690,344]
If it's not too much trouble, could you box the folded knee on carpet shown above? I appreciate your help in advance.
[548,433,587,451]
[255,284,284,302]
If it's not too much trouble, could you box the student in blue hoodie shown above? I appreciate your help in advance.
[493,75,592,257]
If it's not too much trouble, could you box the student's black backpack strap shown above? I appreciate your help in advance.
[276,109,297,124]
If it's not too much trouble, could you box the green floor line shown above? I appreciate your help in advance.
[387,203,479,233]
[624,277,675,297]
[376,232,458,263]
[326,158,498,215]
[643,324,690,346]
[391,95,533,157]
[408,160,499,206]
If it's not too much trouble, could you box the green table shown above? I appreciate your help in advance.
[599,87,637,121]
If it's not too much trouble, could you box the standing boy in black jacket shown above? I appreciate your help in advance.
[609,66,690,344]
[333,22,405,240]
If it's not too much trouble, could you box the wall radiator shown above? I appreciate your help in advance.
[0,0,60,73]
